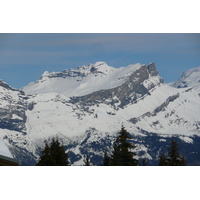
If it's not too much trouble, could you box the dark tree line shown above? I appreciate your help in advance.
[36,126,186,166]
[36,137,69,166]
[35,137,93,166]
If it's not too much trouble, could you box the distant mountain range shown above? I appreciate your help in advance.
[0,62,200,165]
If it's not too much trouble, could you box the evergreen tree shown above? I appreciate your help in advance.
[36,137,70,166]
[110,125,138,166]
[179,155,186,166]
[159,140,186,166]
[159,153,168,166]
[83,154,91,166]
[142,158,148,166]
[102,151,111,166]
[110,141,121,166]
[167,140,186,166]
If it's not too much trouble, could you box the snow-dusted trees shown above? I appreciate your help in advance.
[36,137,70,166]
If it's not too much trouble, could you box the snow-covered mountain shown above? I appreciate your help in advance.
[22,62,160,97]
[0,62,200,165]
[170,66,200,93]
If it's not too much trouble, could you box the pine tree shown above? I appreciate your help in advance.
[179,155,186,166]
[83,154,91,166]
[110,125,138,166]
[110,141,122,166]
[142,158,148,166]
[102,151,111,166]
[159,153,168,166]
[159,140,186,166]
[36,137,70,166]
[167,140,186,166]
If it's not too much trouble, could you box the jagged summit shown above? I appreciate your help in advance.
[39,62,113,80]
[78,61,113,74]
[22,62,162,97]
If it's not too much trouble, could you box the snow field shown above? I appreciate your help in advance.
[1,62,200,165]
[22,62,144,97]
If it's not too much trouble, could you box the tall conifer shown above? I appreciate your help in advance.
[36,137,69,166]
[110,125,138,166]
[159,140,186,166]
[167,140,186,166]
[102,151,111,166]
[159,153,168,166]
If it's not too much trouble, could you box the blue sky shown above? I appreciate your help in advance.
[0,33,200,89]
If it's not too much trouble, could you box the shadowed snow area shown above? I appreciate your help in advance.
[0,138,13,158]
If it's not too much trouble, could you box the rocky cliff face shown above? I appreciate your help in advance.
[0,81,26,132]
[70,63,163,108]
[0,62,200,165]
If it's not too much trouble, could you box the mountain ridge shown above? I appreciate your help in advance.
[22,62,161,97]
[0,62,200,165]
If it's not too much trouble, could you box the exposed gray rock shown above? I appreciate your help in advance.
[69,64,162,108]
[0,80,19,91]
[129,93,180,124]
[147,62,158,76]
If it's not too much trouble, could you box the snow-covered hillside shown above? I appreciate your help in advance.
[22,62,147,97]
[0,62,200,165]
[170,66,200,92]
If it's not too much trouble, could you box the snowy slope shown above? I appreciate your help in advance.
[0,62,200,165]
[22,62,144,97]
[24,80,199,142]
[22,62,163,139]
[170,66,200,92]
[130,85,200,135]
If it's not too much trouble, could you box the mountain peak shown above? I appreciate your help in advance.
[93,61,107,66]
[147,62,158,76]
[91,61,112,72]
[171,66,200,92]
[22,62,162,97]
[76,61,113,76]
[41,71,49,76]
